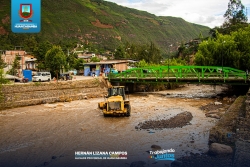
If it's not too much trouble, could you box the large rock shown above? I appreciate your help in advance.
[151,144,161,151]
[208,143,233,155]
[214,101,222,105]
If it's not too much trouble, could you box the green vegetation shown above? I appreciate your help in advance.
[0,0,248,71]
[0,59,8,103]
[209,0,248,36]
[0,0,209,54]
[45,45,67,78]
[90,56,101,62]
[135,57,186,68]
[34,81,42,86]
[0,55,6,69]
[195,25,250,70]
[194,0,249,71]
[33,40,53,70]
[114,42,162,63]
[7,55,20,76]
[0,69,8,84]
[74,58,86,71]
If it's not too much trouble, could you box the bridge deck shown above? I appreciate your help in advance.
[107,66,249,84]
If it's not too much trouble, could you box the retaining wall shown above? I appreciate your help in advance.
[233,89,250,166]
[0,79,107,110]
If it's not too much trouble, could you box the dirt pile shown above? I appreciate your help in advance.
[135,111,193,130]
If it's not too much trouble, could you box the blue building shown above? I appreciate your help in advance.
[83,60,129,76]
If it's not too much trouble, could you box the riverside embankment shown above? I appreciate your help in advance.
[0,77,107,110]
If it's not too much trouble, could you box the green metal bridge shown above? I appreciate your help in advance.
[108,66,249,84]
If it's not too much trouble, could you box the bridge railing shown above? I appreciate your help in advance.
[108,66,248,83]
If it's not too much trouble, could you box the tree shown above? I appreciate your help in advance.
[74,58,86,71]
[223,0,248,27]
[195,25,250,70]
[66,52,78,69]
[233,25,250,70]
[33,40,52,70]
[7,55,20,76]
[0,69,9,84]
[45,46,67,79]
[219,0,249,35]
[209,0,248,37]
[136,59,148,67]
[0,55,6,69]
[23,36,38,52]
[148,42,162,63]
[114,45,125,59]
[163,58,186,66]
[90,56,100,62]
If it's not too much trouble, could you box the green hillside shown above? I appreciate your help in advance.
[0,0,210,52]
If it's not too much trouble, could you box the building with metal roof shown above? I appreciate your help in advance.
[83,60,129,76]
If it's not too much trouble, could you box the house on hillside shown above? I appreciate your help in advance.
[185,39,201,48]
[75,51,95,62]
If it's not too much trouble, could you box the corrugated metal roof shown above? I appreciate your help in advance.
[84,61,128,65]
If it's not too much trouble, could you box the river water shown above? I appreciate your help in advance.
[0,84,226,167]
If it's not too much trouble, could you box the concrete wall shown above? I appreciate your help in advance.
[0,79,107,110]
[114,63,127,72]
[209,90,250,145]
[233,90,250,166]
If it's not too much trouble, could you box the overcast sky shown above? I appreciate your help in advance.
[105,0,250,28]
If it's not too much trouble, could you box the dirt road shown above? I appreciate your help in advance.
[0,85,227,167]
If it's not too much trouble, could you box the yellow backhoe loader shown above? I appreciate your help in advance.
[98,86,131,117]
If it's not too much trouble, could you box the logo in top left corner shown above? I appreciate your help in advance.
[11,0,41,33]
[19,4,33,21]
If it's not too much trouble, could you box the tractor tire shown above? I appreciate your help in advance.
[125,104,131,117]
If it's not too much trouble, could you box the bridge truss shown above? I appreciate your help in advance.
[108,66,249,84]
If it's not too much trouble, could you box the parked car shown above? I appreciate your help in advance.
[68,69,77,75]
[59,73,72,81]
[33,72,51,82]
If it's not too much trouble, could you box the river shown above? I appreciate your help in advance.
[0,84,229,167]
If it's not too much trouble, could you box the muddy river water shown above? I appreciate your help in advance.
[0,85,227,167]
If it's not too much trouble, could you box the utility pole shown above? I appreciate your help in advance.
[222,41,225,73]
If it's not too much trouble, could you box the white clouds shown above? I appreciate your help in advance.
[105,0,250,28]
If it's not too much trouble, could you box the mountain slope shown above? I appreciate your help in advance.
[0,0,210,52]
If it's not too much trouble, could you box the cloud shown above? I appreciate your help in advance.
[105,0,250,28]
